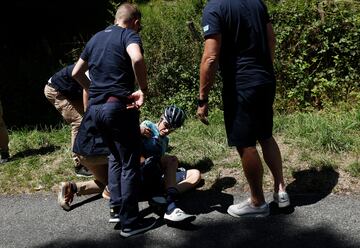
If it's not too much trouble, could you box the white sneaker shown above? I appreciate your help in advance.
[227,198,269,218]
[273,191,290,208]
[164,208,196,223]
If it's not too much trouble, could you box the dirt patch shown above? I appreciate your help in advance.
[198,136,360,195]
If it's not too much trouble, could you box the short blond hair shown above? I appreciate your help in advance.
[115,3,141,22]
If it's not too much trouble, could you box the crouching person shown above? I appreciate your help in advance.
[57,103,111,210]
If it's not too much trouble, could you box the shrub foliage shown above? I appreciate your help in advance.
[269,0,360,111]
[111,0,360,116]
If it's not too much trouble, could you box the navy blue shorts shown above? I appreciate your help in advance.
[175,169,187,183]
[223,84,275,147]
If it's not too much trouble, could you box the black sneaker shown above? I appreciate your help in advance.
[0,151,9,164]
[109,206,120,223]
[120,217,157,238]
[148,196,167,215]
[75,165,93,177]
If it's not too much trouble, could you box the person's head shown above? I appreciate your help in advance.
[114,3,142,33]
[157,105,186,136]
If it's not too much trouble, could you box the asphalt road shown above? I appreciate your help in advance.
[0,190,359,248]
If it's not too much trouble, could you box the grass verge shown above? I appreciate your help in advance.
[0,108,359,195]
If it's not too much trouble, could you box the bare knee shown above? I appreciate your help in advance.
[237,146,258,158]
[186,169,201,186]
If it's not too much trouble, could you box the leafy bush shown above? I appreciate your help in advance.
[109,0,222,118]
[109,0,360,116]
[268,0,360,111]
[139,0,222,117]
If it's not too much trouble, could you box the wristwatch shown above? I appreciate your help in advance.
[197,97,208,107]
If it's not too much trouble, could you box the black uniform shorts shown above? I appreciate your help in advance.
[223,83,275,147]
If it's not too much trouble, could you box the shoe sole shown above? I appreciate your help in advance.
[227,209,269,218]
[57,183,70,211]
[164,215,196,223]
[109,218,121,223]
[75,174,93,178]
[277,201,290,208]
[120,220,156,238]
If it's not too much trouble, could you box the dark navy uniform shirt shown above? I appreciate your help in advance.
[80,25,143,105]
[50,64,82,100]
[202,0,275,89]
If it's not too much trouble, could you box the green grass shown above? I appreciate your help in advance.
[274,108,360,153]
[170,109,230,166]
[0,125,78,194]
[1,107,359,194]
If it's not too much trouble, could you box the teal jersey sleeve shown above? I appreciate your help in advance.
[141,120,169,157]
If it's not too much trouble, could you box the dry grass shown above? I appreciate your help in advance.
[1,108,359,196]
[197,135,360,195]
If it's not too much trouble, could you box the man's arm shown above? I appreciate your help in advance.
[82,89,89,111]
[197,34,221,124]
[72,59,91,109]
[72,58,91,90]
[266,23,276,64]
[126,43,148,108]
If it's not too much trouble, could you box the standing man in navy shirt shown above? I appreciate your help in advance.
[197,0,290,217]
[72,3,155,237]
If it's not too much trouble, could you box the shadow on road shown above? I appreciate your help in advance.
[35,215,357,248]
[286,165,339,206]
[178,176,236,215]
[69,194,103,211]
[36,161,349,248]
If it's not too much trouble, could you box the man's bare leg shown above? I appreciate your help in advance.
[237,146,265,206]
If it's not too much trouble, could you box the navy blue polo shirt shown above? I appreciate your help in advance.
[202,0,275,89]
[50,64,82,100]
[80,25,143,105]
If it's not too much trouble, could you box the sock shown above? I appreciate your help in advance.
[166,187,179,214]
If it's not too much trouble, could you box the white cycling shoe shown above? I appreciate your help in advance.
[164,208,196,223]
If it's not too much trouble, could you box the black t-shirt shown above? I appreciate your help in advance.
[50,64,82,100]
[80,25,143,105]
[202,0,275,89]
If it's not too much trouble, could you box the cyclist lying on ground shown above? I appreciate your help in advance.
[58,105,201,224]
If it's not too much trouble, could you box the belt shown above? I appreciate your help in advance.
[107,96,121,102]
[106,96,130,103]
